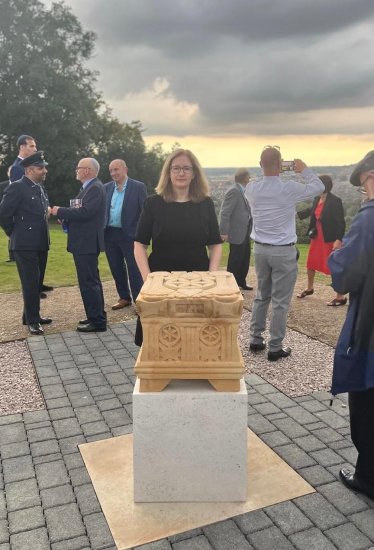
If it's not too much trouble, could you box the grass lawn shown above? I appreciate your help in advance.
[0,224,329,293]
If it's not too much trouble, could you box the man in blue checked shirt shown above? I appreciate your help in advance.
[104,159,147,310]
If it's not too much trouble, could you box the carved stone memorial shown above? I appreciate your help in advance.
[135,271,245,392]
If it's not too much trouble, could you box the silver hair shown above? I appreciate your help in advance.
[235,167,250,184]
[89,158,100,174]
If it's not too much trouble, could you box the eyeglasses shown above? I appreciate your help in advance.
[170,166,193,174]
[358,172,374,194]
[76,166,91,171]
[263,145,280,152]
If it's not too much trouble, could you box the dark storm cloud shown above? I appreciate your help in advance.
[56,0,374,135]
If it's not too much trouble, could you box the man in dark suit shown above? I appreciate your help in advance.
[0,168,13,260]
[51,158,107,332]
[104,159,147,309]
[0,151,52,335]
[219,168,253,290]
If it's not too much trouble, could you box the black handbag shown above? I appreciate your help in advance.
[308,227,318,239]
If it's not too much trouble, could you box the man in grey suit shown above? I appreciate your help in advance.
[219,168,253,290]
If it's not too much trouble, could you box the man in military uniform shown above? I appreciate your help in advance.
[0,151,52,335]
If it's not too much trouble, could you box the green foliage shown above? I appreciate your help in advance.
[0,0,166,204]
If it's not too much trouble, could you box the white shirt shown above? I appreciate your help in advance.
[245,168,324,245]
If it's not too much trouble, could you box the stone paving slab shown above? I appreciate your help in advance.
[0,321,372,549]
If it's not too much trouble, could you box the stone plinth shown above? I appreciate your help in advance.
[133,377,248,502]
[135,271,245,392]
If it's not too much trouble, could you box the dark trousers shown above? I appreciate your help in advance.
[227,229,251,287]
[14,250,48,324]
[73,253,106,328]
[349,387,374,492]
[104,227,143,302]
[8,241,14,261]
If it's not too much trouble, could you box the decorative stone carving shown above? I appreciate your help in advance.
[135,271,245,392]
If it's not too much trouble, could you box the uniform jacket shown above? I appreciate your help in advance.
[0,175,49,250]
[57,178,106,255]
[328,201,374,395]
[219,183,252,245]
[104,177,147,241]
[10,157,25,183]
[297,192,345,243]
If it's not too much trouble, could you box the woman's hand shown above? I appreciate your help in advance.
[208,243,222,271]
[332,240,342,251]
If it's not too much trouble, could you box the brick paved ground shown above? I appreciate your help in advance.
[0,321,373,550]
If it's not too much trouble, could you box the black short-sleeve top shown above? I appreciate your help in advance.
[135,194,222,272]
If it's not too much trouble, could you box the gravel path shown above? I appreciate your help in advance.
[0,340,44,415]
[239,308,335,397]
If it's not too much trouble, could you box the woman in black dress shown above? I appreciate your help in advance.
[134,148,222,345]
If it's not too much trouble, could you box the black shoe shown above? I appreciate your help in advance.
[40,317,52,325]
[250,341,266,352]
[239,284,253,291]
[77,323,107,333]
[5,258,15,263]
[29,323,43,335]
[339,468,374,500]
[79,319,88,325]
[40,292,47,299]
[42,285,54,292]
[268,347,291,361]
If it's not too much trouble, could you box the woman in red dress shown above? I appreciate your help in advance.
[297,175,346,306]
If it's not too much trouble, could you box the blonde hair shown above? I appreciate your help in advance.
[155,148,210,203]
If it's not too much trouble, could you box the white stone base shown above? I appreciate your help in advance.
[133,377,248,502]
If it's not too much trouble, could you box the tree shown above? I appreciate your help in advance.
[0,0,166,203]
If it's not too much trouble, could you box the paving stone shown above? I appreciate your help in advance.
[41,484,76,508]
[74,405,103,424]
[83,374,108,388]
[89,386,114,398]
[8,505,45,534]
[137,540,172,550]
[64,453,85,471]
[10,527,50,550]
[315,410,349,429]
[247,525,293,550]
[264,501,313,535]
[247,392,267,406]
[26,420,51,430]
[27,427,56,444]
[51,535,91,549]
[112,383,134,395]
[102,408,132,428]
[326,462,353,481]
[285,406,317,425]
[45,397,71,409]
[307,422,328,431]
[39,376,62,387]
[313,427,344,444]
[0,521,8,545]
[23,410,50,424]
[68,392,95,408]
[33,452,63,465]
[168,528,203,543]
[325,522,372,550]
[253,403,281,416]
[266,412,288,421]
[173,536,214,550]
[0,441,30,460]
[53,419,82,439]
[300,400,328,413]
[5,478,40,511]
[69,467,91,487]
[41,385,67,399]
[294,493,347,529]
[271,418,309,439]
[96,397,123,412]
[74,484,101,515]
[337,427,351,436]
[312,390,334,401]
[318,481,368,515]
[0,495,5,521]
[329,440,355,451]
[35,460,70,489]
[274,444,316,469]
[336,446,359,464]
[118,393,133,405]
[49,407,75,421]
[64,383,88,395]
[74,354,94,366]
[310,448,344,467]
[289,527,337,550]
[247,414,276,435]
[2,455,34,483]
[203,520,252,550]
[28,439,59,459]
[69,345,89,355]
[45,503,86,543]
[95,355,118,367]
[84,511,115,549]
[105,372,130,386]
[0,424,26,445]
[349,509,374,541]
[293,435,326,453]
[234,509,273,535]
[0,543,9,550]
[85,432,112,442]
[81,421,109,437]
[79,366,101,375]
[265,393,295,409]
[297,465,336,487]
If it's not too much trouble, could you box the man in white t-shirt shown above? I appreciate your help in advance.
[245,146,324,361]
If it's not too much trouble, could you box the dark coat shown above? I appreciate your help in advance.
[0,180,12,236]
[297,192,345,242]
[328,201,374,395]
[57,178,106,255]
[104,177,147,241]
[10,157,25,183]
[0,176,49,250]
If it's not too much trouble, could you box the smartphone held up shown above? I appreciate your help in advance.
[281,160,296,172]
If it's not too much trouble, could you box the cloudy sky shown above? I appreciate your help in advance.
[46,0,374,166]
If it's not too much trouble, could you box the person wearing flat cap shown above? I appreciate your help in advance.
[328,150,374,501]
[0,151,52,335]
